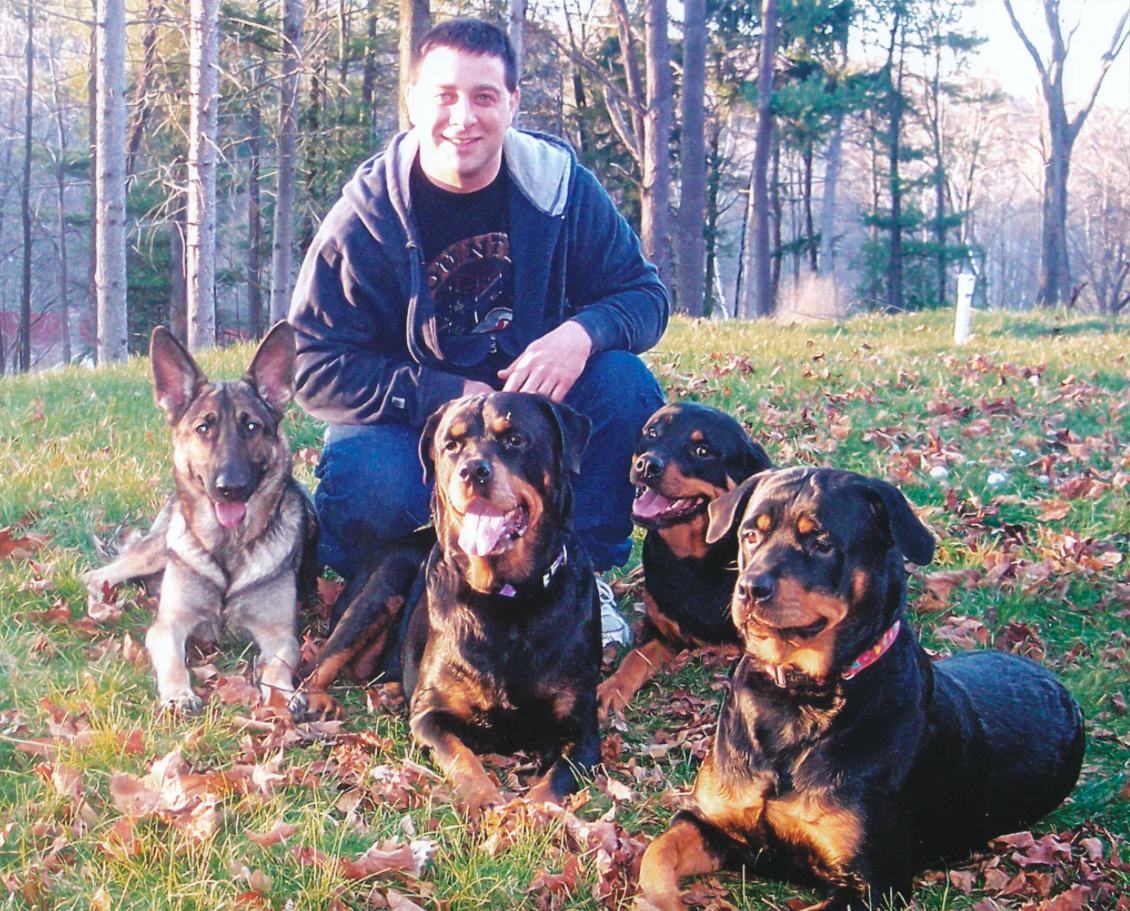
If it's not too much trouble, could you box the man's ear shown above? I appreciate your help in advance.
[150,326,207,423]
[705,473,765,545]
[536,398,591,475]
[419,403,450,485]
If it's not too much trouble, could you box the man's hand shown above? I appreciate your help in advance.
[498,321,593,403]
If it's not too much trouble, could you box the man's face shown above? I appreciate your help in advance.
[407,46,519,194]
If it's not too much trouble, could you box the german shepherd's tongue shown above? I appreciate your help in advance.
[633,488,675,520]
[214,500,247,528]
[458,502,509,557]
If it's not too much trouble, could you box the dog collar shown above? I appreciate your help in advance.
[498,545,568,598]
[841,621,901,681]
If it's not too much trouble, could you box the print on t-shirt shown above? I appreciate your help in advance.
[428,232,513,343]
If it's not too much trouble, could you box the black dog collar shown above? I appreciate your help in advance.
[497,545,568,598]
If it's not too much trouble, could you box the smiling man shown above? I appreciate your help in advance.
[288,18,668,592]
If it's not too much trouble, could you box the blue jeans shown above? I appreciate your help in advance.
[314,351,664,578]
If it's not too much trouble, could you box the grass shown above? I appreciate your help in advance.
[0,309,1128,910]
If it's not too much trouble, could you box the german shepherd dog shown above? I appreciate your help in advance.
[598,403,773,717]
[82,323,318,714]
[637,468,1084,911]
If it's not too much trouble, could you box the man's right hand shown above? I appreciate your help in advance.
[463,379,493,396]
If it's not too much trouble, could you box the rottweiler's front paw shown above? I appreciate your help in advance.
[457,782,504,820]
[289,690,344,721]
[597,679,630,721]
[525,777,567,807]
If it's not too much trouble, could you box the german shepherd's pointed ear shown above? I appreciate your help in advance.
[150,326,207,423]
[419,401,452,485]
[705,472,765,545]
[246,321,297,416]
[536,398,591,475]
[860,477,936,566]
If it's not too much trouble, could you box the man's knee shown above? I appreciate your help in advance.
[569,350,664,433]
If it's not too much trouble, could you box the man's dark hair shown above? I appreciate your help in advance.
[413,18,518,92]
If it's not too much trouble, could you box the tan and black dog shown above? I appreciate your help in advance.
[638,467,1084,911]
[83,323,318,713]
[401,392,602,815]
[598,403,772,717]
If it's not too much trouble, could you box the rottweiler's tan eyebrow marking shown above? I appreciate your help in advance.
[797,516,816,535]
[756,514,773,531]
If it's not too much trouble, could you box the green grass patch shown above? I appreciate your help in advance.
[1,310,1128,909]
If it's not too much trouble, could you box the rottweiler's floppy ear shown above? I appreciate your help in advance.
[245,321,297,415]
[419,403,450,485]
[150,326,207,423]
[706,472,765,545]
[863,478,936,566]
[538,399,592,475]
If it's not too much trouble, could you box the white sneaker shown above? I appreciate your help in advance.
[596,576,633,647]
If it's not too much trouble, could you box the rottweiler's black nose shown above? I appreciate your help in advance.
[459,459,492,485]
[737,573,775,603]
[634,454,664,480]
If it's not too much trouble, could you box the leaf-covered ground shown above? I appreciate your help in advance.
[0,310,1127,910]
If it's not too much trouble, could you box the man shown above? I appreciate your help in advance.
[288,18,667,597]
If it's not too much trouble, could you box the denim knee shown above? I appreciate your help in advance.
[314,423,431,578]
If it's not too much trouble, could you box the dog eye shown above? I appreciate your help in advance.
[194,422,210,436]
[443,439,459,453]
[244,421,259,434]
[694,444,712,458]
[741,529,760,546]
[809,537,835,555]
[503,432,525,448]
[645,426,658,439]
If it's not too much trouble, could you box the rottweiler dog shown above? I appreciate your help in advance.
[637,467,1085,911]
[598,403,772,717]
[298,392,601,814]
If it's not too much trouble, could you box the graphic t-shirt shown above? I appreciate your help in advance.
[411,157,513,381]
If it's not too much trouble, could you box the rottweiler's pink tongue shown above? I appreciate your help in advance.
[633,488,675,520]
[458,504,507,556]
[214,500,247,528]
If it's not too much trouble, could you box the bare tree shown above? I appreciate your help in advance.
[741,0,777,318]
[19,0,35,373]
[509,0,527,80]
[96,0,128,364]
[397,0,429,131]
[642,0,672,285]
[187,0,219,350]
[675,0,707,316]
[47,40,72,364]
[1003,0,1128,308]
[271,0,304,322]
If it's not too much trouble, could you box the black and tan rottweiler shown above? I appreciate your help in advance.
[637,467,1084,911]
[83,323,318,713]
[597,403,772,717]
[297,392,601,815]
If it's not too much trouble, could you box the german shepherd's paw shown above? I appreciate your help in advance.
[159,693,205,716]
[288,690,343,722]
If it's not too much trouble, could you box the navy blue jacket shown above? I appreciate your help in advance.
[288,129,669,429]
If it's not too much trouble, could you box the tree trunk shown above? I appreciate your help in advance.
[397,0,430,132]
[96,0,128,364]
[609,0,645,153]
[126,0,164,178]
[361,0,377,132]
[642,0,672,285]
[885,12,905,313]
[187,0,218,350]
[270,0,303,322]
[247,34,265,339]
[803,141,816,272]
[703,121,723,317]
[170,201,187,339]
[1002,0,1127,308]
[818,43,848,275]
[19,0,35,373]
[508,0,527,81]
[675,0,707,316]
[745,0,776,318]
[48,41,72,364]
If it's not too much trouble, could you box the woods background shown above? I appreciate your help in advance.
[0,0,1126,372]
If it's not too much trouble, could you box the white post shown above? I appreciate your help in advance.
[954,271,975,344]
